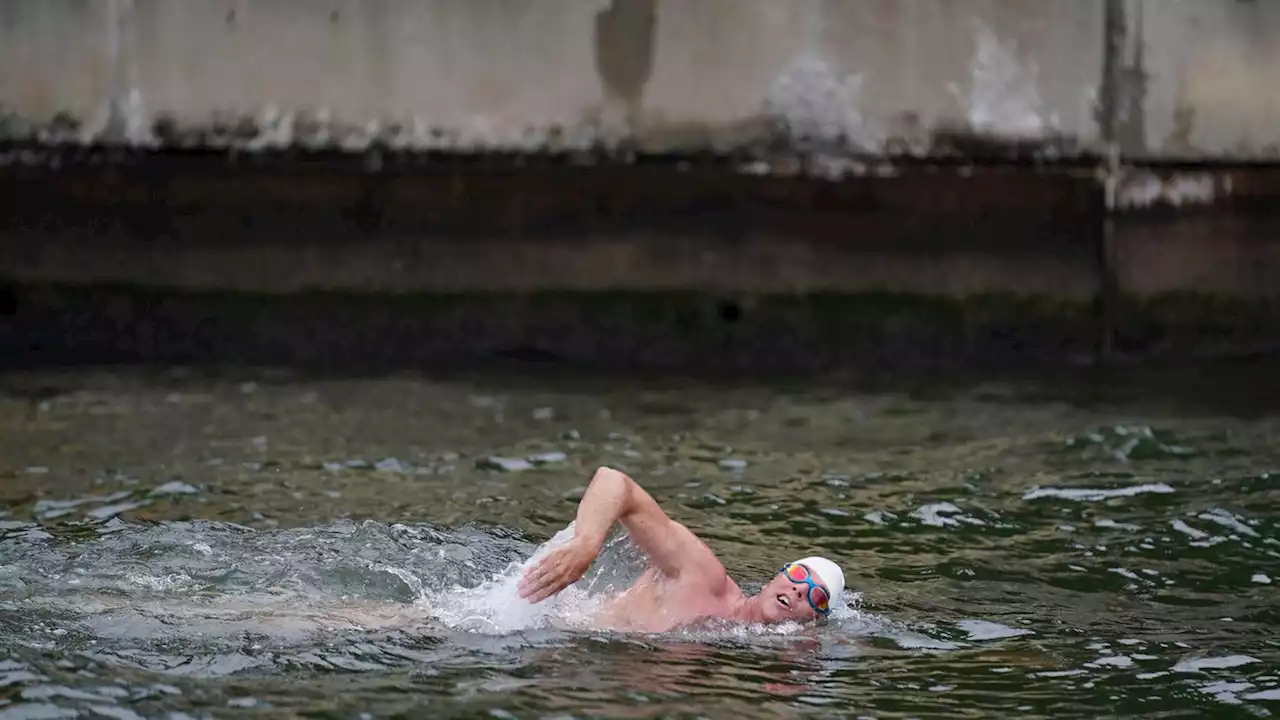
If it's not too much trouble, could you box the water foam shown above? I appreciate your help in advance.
[1023,484,1175,502]
[420,523,609,634]
[412,521,855,637]
[2,517,877,652]
[388,521,869,638]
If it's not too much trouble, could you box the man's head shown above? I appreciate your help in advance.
[757,556,845,623]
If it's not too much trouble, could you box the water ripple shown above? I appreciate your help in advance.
[1,368,1279,718]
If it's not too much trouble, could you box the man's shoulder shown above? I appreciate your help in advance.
[665,520,732,592]
[713,573,741,600]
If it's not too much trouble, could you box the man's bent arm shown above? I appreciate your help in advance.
[573,466,722,583]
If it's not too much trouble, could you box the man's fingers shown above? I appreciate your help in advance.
[519,555,556,587]
[518,560,546,590]
[522,567,553,594]
[528,563,588,603]
[517,546,586,603]
[528,575,567,604]
[518,557,562,599]
[525,564,577,603]
[524,574,558,603]
[518,571,548,598]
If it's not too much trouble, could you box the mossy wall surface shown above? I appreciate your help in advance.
[1,156,1278,374]
[2,284,1106,374]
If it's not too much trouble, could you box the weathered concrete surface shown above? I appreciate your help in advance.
[2,154,1279,371]
[0,156,1109,372]
[1103,163,1280,357]
[6,156,1276,301]
[2,1,1280,372]
[2,0,1102,156]
[0,159,1101,297]
[3,1,1275,160]
[0,283,1109,373]
[0,1,118,139]
[1109,166,1280,296]
[1117,0,1280,160]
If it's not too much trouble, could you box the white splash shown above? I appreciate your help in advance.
[1108,567,1143,582]
[1023,484,1175,502]
[863,510,893,525]
[1173,655,1260,673]
[911,502,986,528]
[419,523,605,634]
[1170,519,1210,540]
[1096,518,1142,531]
[1199,680,1255,706]
[1197,509,1259,538]
[1037,669,1087,678]
[1086,655,1135,668]
[125,572,198,593]
[956,619,1033,641]
[416,521,867,637]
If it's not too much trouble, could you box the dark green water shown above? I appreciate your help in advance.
[0,364,1277,719]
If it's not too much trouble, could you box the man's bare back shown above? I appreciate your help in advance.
[517,467,846,632]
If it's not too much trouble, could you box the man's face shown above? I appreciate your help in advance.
[758,563,830,623]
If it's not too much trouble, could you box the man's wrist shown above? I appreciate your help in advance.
[574,526,608,550]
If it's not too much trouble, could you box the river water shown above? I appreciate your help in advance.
[0,363,1277,719]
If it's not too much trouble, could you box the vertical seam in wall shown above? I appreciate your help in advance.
[1096,0,1128,361]
[104,0,121,141]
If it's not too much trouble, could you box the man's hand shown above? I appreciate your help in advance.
[517,535,600,604]
[515,467,728,604]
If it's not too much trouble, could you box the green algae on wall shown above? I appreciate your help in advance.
[4,283,1108,374]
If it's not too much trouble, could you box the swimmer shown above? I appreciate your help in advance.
[517,466,846,632]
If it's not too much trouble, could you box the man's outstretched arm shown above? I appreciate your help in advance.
[517,466,724,603]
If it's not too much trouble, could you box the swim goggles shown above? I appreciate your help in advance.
[780,562,831,616]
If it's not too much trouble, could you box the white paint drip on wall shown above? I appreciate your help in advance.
[1115,171,1222,209]
[16,0,1067,157]
[82,0,156,146]
[761,0,876,152]
[953,20,1059,138]
[762,54,873,150]
[117,87,154,145]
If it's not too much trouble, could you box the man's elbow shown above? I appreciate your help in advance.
[594,465,635,488]
[594,466,643,510]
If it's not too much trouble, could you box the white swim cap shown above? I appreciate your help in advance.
[795,556,845,603]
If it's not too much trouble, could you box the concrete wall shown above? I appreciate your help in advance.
[1120,0,1280,160]
[0,0,1275,160]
